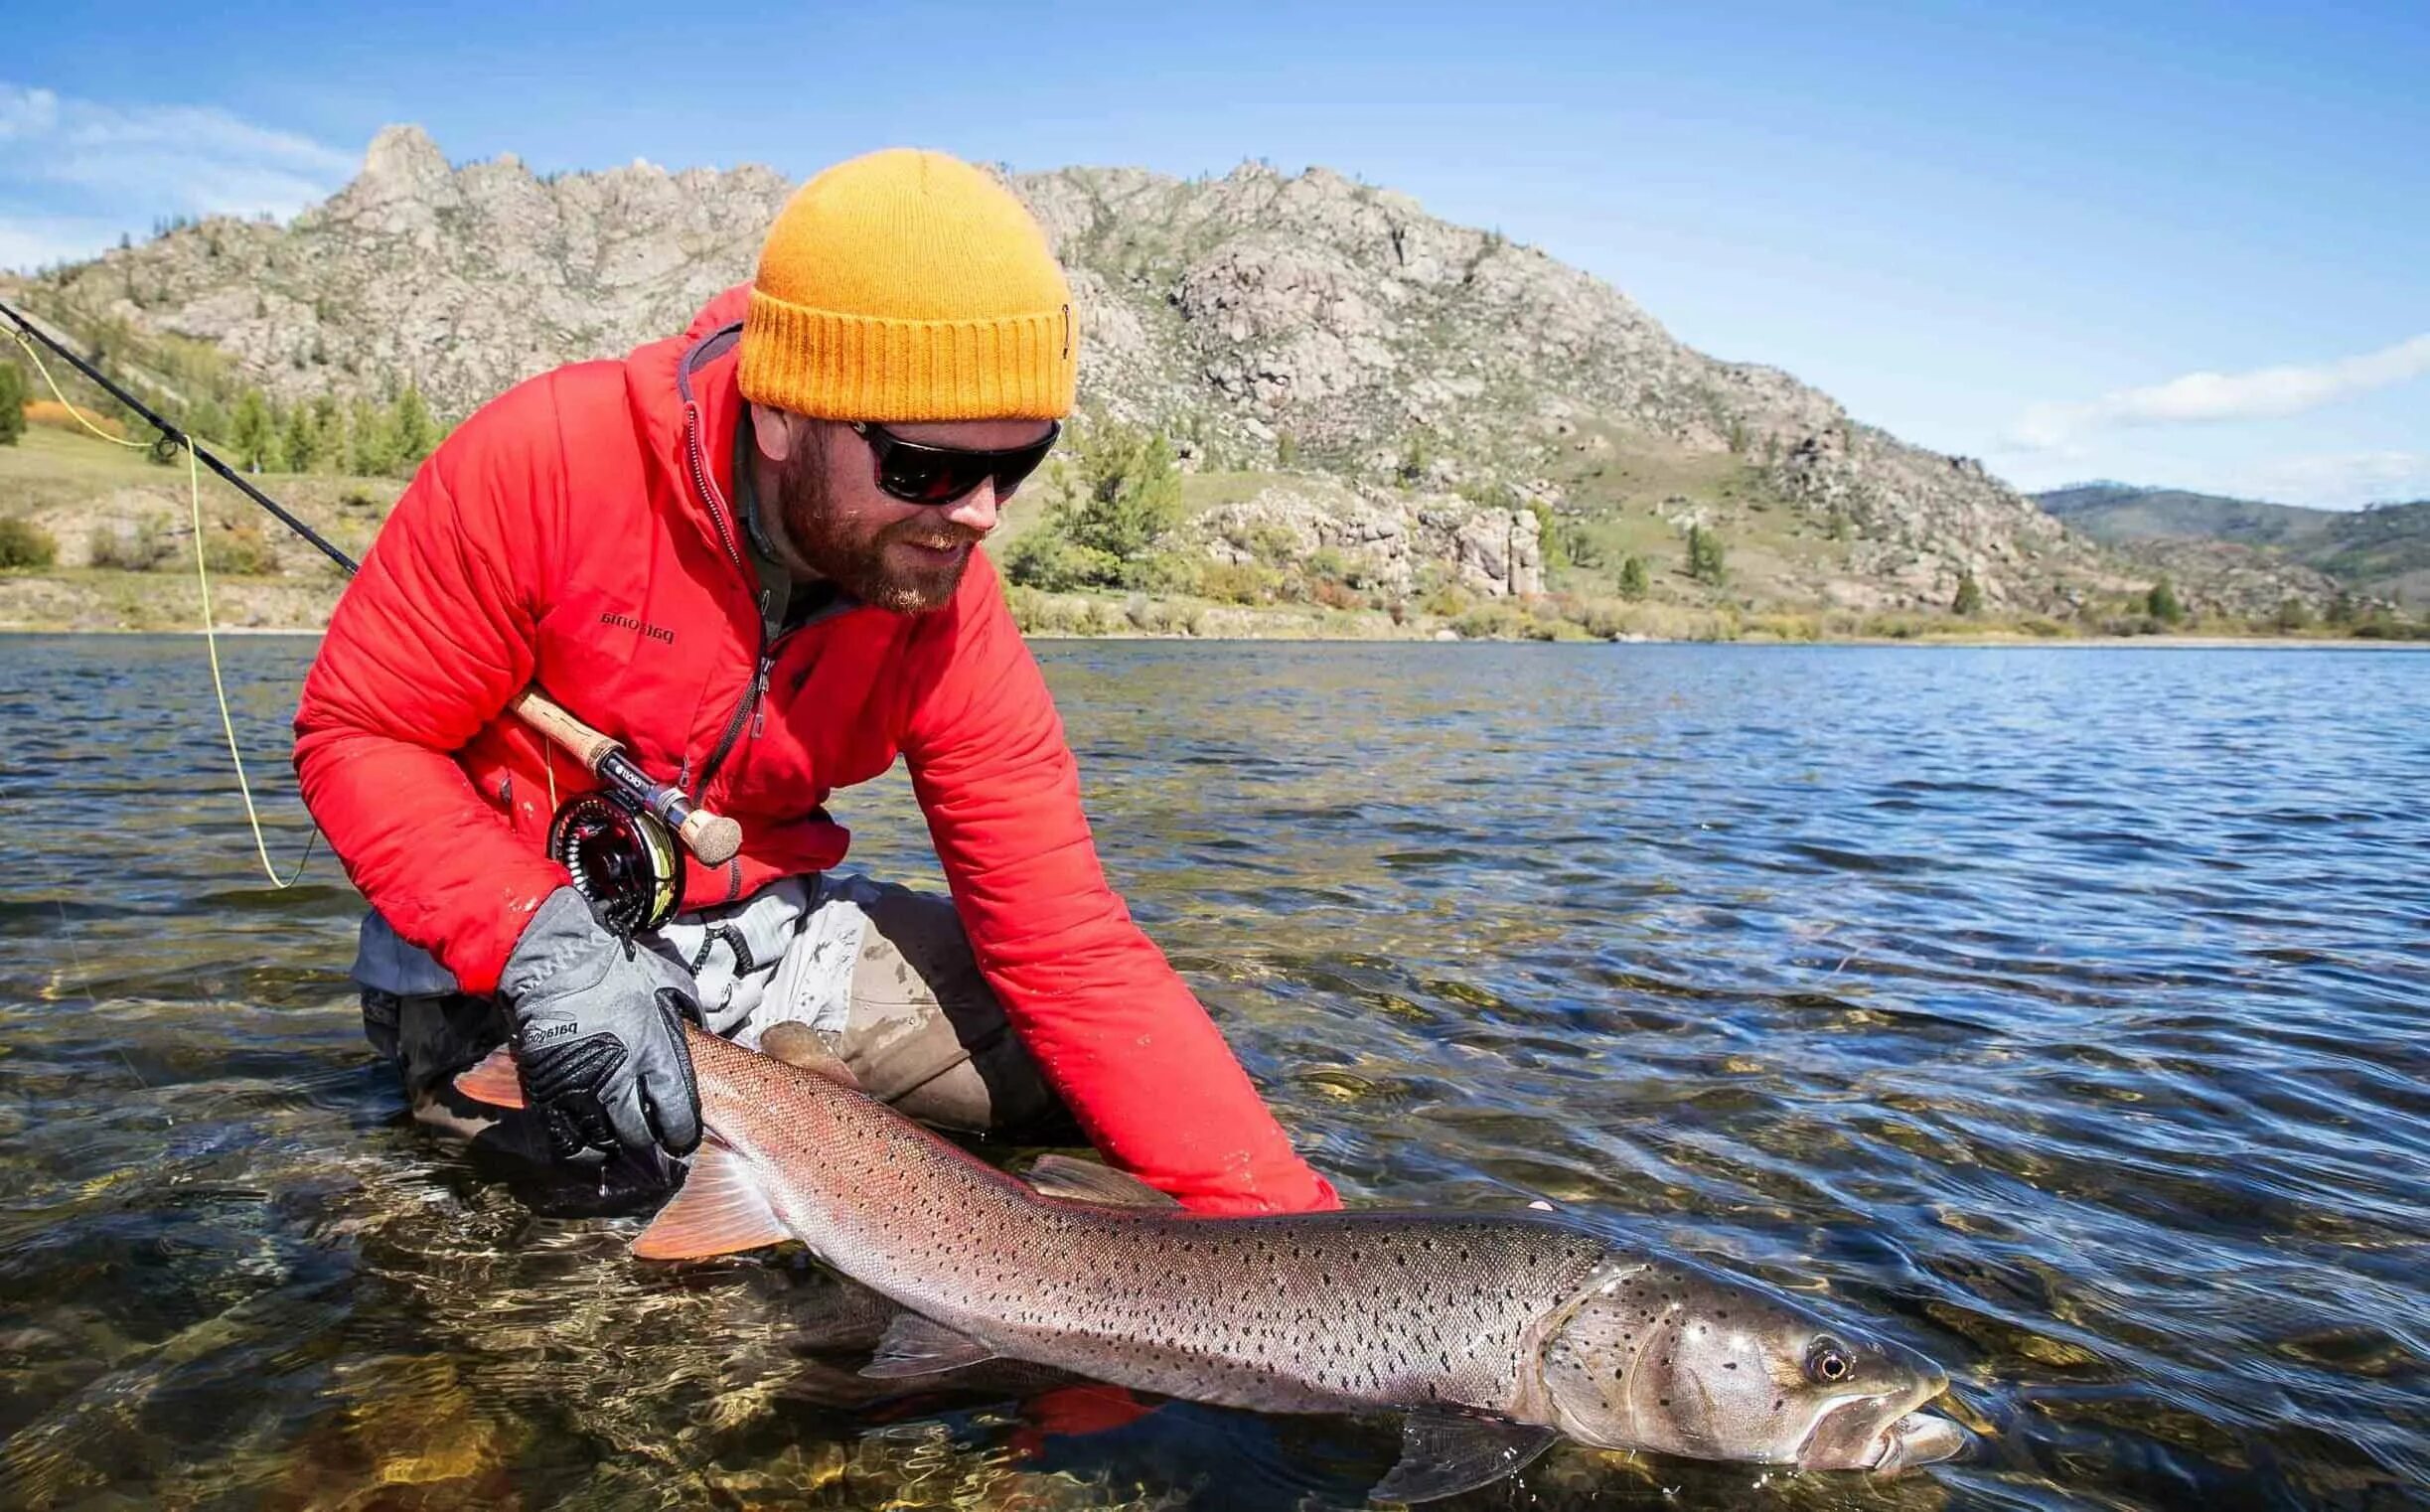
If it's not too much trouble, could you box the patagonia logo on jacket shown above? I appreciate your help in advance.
[600,609,677,646]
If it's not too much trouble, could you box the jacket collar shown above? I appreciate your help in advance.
[625,284,753,580]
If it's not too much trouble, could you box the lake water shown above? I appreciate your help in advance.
[0,636,2424,1510]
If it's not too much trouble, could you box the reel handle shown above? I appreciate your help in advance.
[507,687,744,866]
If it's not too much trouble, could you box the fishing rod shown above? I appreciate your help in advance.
[1,296,742,921]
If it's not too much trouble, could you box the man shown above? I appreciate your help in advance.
[295,148,1337,1216]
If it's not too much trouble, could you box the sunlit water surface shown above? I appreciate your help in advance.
[1,637,2424,1511]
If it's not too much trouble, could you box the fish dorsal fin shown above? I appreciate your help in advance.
[1369,1410,1559,1505]
[1024,1154,1181,1209]
[454,1046,526,1110]
[632,1140,789,1260]
[859,1313,1001,1378]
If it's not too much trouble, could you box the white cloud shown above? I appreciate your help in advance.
[0,83,356,272]
[0,214,130,272]
[2234,450,2430,510]
[2008,333,2430,449]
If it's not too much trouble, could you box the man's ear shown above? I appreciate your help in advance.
[750,403,796,464]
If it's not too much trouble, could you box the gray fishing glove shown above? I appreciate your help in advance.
[499,886,703,1163]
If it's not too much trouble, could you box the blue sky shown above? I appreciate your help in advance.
[5,0,2425,507]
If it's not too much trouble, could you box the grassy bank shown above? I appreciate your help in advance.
[5,423,2422,643]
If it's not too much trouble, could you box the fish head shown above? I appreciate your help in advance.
[1533,1259,1960,1471]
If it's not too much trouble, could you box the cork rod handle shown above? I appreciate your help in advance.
[506,687,620,769]
[506,685,742,866]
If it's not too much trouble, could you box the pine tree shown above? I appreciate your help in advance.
[388,384,436,470]
[281,402,320,473]
[0,361,25,446]
[186,395,229,449]
[1067,419,1183,561]
[1686,525,1727,585]
[1952,572,1984,616]
[311,395,341,470]
[348,397,395,477]
[229,388,274,471]
[2146,577,2185,625]
[1618,554,1649,600]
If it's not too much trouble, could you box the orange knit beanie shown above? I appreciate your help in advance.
[738,148,1077,421]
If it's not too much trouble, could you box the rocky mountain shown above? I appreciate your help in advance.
[2038,484,2429,609]
[2,125,2347,623]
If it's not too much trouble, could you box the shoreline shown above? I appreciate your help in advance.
[3,624,2421,650]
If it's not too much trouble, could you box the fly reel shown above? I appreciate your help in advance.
[548,790,685,936]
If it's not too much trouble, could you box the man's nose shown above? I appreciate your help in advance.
[944,481,999,534]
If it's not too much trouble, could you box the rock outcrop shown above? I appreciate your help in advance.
[12,128,2344,618]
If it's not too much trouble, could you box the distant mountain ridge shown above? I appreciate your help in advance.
[0,125,2355,623]
[2036,483,2430,607]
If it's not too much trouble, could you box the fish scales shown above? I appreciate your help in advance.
[457,1024,1960,1494]
[688,1028,1615,1416]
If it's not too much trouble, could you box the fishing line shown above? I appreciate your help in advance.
[9,324,321,889]
[6,297,742,925]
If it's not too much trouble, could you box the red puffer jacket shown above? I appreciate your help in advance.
[294,287,1337,1216]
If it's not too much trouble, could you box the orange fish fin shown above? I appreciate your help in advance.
[1024,1154,1181,1209]
[453,1046,526,1110]
[633,1140,790,1260]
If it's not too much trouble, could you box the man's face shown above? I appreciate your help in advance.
[763,414,1051,614]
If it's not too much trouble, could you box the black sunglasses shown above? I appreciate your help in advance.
[848,420,1061,506]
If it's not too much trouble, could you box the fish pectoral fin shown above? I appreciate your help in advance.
[1023,1154,1182,1209]
[632,1140,790,1260]
[859,1313,1001,1378]
[453,1046,525,1110]
[1368,1411,1560,1506]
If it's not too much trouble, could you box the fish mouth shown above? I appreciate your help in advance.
[1795,1385,1966,1472]
[1870,1411,1968,1472]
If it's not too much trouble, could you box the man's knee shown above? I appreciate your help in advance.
[837,883,1074,1140]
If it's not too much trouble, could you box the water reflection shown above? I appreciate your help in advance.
[1,637,2425,1509]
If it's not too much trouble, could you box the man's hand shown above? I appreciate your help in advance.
[499,887,703,1162]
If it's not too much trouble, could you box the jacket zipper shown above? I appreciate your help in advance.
[683,397,772,804]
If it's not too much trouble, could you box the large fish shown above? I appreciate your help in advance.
[458,1029,1962,1503]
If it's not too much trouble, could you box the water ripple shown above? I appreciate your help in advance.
[1,637,2426,1509]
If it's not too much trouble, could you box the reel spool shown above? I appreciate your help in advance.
[547,790,685,936]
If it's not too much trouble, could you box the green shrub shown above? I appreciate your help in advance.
[203,522,281,575]
[2146,577,2185,625]
[1452,600,1534,640]
[1196,560,1274,605]
[1686,525,1727,585]
[89,517,177,571]
[0,362,27,445]
[1952,573,1984,615]
[1002,524,1119,592]
[1122,549,1201,595]
[0,516,56,568]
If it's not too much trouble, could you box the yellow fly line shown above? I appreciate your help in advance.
[11,328,317,889]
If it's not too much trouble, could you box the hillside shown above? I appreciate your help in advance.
[2037,484,2430,608]
[0,126,2375,634]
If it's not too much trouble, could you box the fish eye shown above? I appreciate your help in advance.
[1804,1340,1855,1385]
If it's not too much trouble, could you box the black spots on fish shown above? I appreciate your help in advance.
[1771,1397,1785,1414]
[1724,1361,1739,1370]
